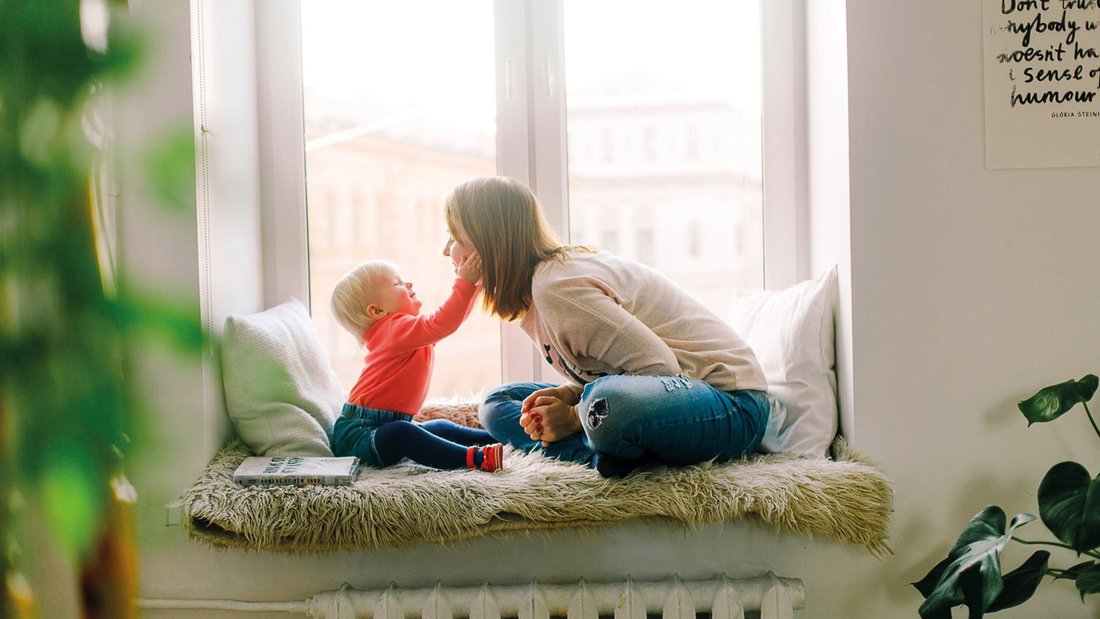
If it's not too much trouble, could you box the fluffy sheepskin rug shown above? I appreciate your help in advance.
[183,400,892,556]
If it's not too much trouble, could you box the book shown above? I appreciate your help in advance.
[232,456,360,487]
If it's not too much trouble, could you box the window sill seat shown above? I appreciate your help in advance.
[181,435,892,557]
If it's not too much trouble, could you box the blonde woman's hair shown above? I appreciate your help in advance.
[330,260,396,341]
[444,176,572,321]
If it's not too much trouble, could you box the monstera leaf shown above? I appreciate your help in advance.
[1074,563,1100,600]
[915,506,1037,619]
[1037,461,1100,552]
[985,550,1051,612]
[917,373,1100,616]
[1018,375,1099,425]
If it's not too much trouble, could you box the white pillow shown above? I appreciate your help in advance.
[221,298,346,457]
[728,267,838,458]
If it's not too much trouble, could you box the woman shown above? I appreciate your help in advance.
[443,176,769,478]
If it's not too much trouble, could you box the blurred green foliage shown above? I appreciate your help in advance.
[1,0,202,612]
[144,125,199,213]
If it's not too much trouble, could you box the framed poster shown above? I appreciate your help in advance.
[983,0,1100,169]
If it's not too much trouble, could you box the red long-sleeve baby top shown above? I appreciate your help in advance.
[347,278,477,415]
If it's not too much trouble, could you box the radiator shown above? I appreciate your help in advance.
[307,573,804,619]
[138,573,804,618]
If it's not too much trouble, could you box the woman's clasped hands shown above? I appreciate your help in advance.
[520,384,583,447]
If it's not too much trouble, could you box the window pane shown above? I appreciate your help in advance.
[564,0,764,311]
[301,0,500,399]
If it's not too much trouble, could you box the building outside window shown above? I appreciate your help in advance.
[299,0,765,397]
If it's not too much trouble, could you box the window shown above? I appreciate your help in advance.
[561,0,764,313]
[300,1,501,396]
[260,0,801,393]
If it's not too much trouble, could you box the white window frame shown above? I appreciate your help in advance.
[761,0,809,291]
[255,0,807,385]
[255,0,310,312]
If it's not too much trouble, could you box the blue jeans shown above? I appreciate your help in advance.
[478,376,769,473]
[333,404,494,469]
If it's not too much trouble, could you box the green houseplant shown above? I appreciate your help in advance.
[913,374,1100,618]
[1,2,201,616]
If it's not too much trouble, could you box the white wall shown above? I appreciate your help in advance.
[116,1,1100,618]
[842,0,1100,616]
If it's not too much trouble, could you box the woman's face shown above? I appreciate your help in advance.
[443,220,475,268]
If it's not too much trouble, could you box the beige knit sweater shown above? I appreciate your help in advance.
[519,250,767,395]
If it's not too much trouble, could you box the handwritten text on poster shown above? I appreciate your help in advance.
[983,0,1100,168]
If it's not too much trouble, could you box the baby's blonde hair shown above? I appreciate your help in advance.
[330,260,397,341]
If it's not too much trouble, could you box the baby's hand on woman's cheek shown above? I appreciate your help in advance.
[457,252,482,284]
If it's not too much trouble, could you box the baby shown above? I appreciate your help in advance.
[329,255,503,472]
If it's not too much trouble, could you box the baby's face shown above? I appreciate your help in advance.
[372,267,422,317]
